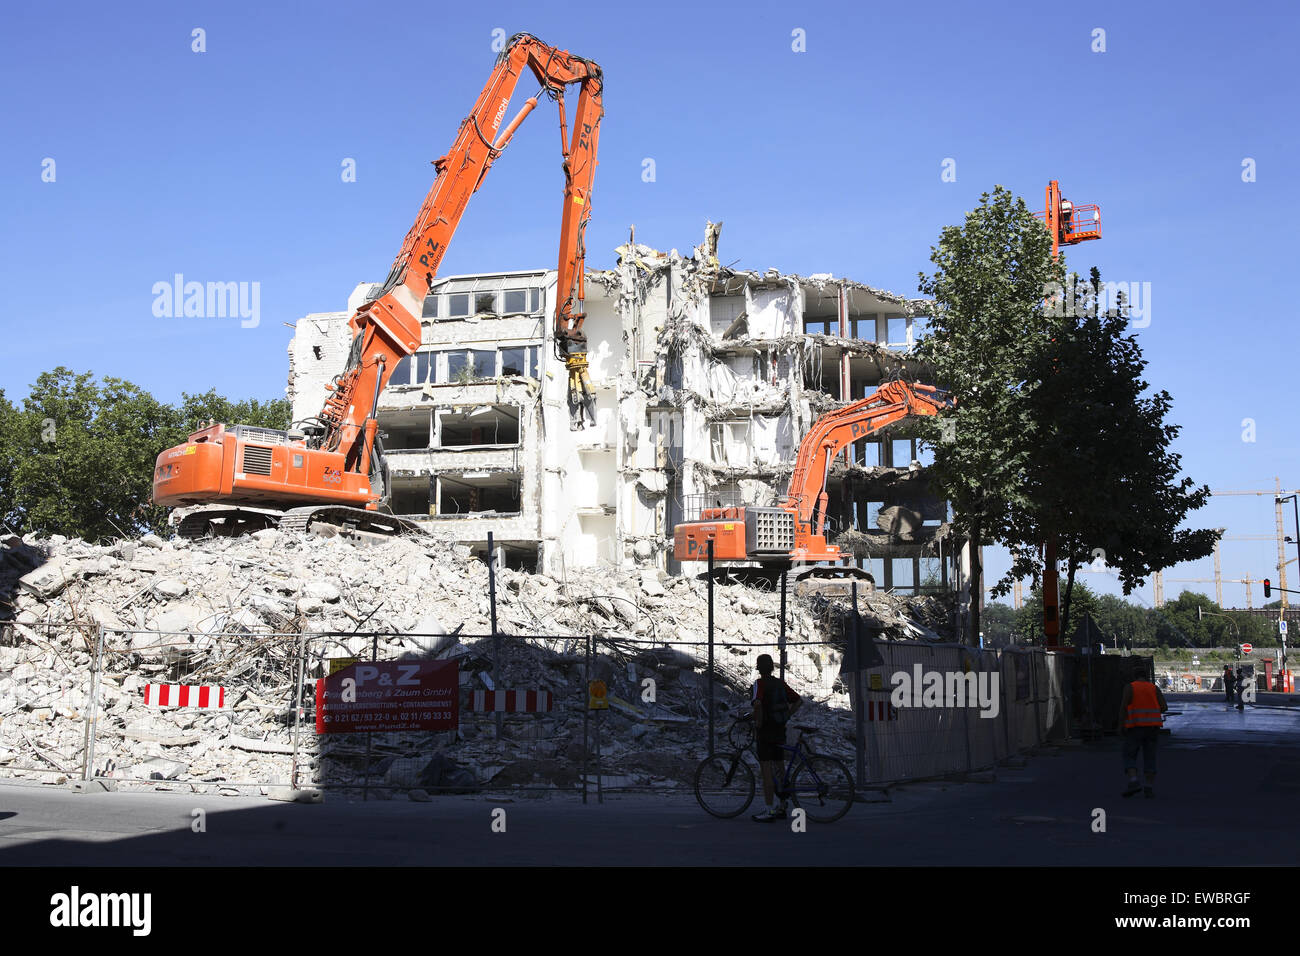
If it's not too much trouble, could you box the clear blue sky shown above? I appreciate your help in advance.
[2,0,1296,606]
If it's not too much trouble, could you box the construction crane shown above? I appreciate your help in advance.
[1035,180,1102,645]
[673,380,953,568]
[153,33,604,538]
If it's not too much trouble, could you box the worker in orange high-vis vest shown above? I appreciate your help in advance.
[1119,677,1168,799]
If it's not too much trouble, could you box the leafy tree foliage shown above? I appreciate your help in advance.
[916,187,1214,642]
[915,185,1062,643]
[0,368,289,541]
[1010,266,1216,634]
[1007,585,1276,650]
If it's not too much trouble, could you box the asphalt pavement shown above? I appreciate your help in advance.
[1,697,1296,866]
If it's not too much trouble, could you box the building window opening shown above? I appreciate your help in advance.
[437,405,520,447]
[437,474,522,514]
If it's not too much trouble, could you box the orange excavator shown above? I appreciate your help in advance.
[673,380,954,567]
[153,33,603,538]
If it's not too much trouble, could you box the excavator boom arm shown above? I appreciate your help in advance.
[317,33,604,472]
[784,380,954,534]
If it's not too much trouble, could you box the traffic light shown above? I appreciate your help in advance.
[1264,579,1272,598]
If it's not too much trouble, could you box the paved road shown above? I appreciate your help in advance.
[1,699,1296,866]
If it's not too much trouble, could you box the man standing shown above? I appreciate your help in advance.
[750,653,802,822]
[1120,675,1168,798]
[1235,666,1248,711]
[1223,664,1235,704]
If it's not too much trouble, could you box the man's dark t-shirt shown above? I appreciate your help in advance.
[752,675,801,754]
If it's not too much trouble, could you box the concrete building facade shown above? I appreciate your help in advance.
[288,228,965,596]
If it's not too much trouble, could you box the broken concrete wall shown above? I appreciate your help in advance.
[283,226,961,590]
[287,309,352,424]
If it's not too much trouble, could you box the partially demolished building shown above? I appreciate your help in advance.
[288,227,965,596]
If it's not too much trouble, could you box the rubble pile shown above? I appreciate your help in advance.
[0,529,952,795]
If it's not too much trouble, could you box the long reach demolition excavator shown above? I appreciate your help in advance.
[153,34,603,539]
[673,380,954,571]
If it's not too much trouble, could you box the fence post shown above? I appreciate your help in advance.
[961,652,973,773]
[707,538,715,755]
[1001,652,1012,759]
[363,633,377,801]
[488,531,502,741]
[80,624,105,782]
[778,569,788,683]
[985,651,998,765]
[290,634,306,790]
[1032,651,1044,745]
[851,583,866,791]
[582,635,590,805]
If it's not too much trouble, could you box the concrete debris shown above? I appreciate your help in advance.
[876,505,924,536]
[0,528,953,793]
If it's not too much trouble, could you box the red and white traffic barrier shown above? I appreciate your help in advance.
[471,689,552,713]
[143,684,226,709]
[865,701,898,721]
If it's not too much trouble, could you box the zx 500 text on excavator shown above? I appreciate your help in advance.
[153,33,602,539]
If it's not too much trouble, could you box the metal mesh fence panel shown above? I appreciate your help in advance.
[88,629,301,791]
[4,610,1080,797]
[0,622,97,782]
[296,631,593,797]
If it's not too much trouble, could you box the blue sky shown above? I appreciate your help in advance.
[2,0,1296,606]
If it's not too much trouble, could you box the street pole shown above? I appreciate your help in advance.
[707,538,715,756]
[851,582,866,792]
[488,531,502,740]
[779,569,788,683]
[1286,493,1299,675]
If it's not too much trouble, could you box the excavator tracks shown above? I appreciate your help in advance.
[175,505,419,540]
[175,506,280,540]
[278,506,419,537]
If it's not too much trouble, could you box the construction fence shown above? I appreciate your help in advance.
[1,614,1097,797]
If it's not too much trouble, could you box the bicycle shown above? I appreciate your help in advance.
[693,714,855,823]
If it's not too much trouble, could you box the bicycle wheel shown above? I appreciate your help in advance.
[694,752,756,819]
[787,755,854,823]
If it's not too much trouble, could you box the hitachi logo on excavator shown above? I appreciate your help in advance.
[492,97,509,131]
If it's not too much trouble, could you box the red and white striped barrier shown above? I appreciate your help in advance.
[471,689,552,713]
[865,701,898,721]
[143,684,226,709]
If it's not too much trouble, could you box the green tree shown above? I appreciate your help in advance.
[173,389,291,438]
[8,369,181,540]
[1012,267,1217,634]
[981,601,1018,644]
[2,369,291,541]
[915,185,1063,643]
[0,388,19,532]
[1015,580,1103,645]
[1091,593,1159,648]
